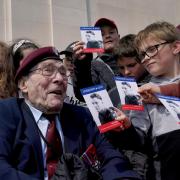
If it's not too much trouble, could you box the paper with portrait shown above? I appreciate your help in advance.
[156,94,180,123]
[80,84,122,133]
[115,76,144,111]
[80,27,104,53]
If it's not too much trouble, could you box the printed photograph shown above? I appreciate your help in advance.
[115,77,143,110]
[80,27,104,53]
[157,94,180,122]
[80,85,116,126]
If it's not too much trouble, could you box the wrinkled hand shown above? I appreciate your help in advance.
[138,83,161,104]
[72,41,86,60]
[111,107,131,132]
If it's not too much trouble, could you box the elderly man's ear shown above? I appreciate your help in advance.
[18,77,28,93]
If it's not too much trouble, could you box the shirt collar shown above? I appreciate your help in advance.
[25,100,43,123]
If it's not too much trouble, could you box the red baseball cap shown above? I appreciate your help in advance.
[15,46,61,82]
[94,18,118,32]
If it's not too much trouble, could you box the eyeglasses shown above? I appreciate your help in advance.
[138,41,171,63]
[30,65,68,80]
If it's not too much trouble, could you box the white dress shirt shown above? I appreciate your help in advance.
[25,100,64,180]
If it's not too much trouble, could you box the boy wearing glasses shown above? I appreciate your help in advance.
[128,21,180,180]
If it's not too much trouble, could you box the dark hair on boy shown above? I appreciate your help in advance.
[115,34,140,62]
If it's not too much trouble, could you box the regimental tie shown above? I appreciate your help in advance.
[45,114,63,179]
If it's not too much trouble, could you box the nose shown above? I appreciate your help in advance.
[53,71,67,83]
[102,33,111,39]
[124,68,131,76]
[141,54,151,64]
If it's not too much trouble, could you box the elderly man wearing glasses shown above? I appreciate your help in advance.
[0,47,141,180]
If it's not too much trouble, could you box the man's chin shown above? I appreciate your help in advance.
[47,100,63,112]
[104,45,114,53]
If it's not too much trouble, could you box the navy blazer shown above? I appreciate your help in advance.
[0,98,140,180]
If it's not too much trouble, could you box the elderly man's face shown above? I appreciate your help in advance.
[19,59,68,113]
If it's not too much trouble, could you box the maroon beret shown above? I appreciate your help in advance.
[94,18,118,33]
[15,46,61,82]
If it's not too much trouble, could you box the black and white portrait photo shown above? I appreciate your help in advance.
[157,94,180,122]
[80,85,115,126]
[80,27,104,53]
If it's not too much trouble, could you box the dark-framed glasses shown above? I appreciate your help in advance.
[138,41,171,63]
[30,65,68,79]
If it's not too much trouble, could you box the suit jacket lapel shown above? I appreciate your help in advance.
[60,104,83,156]
[20,100,44,178]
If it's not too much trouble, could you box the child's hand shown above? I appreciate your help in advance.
[111,107,131,132]
[138,83,161,104]
[72,41,86,60]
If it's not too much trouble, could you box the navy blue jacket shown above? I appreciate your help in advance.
[0,98,140,180]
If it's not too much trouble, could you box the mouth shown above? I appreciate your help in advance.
[145,61,156,68]
[49,90,63,96]
[104,40,113,44]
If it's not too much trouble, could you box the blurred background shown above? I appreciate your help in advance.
[0,0,179,50]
